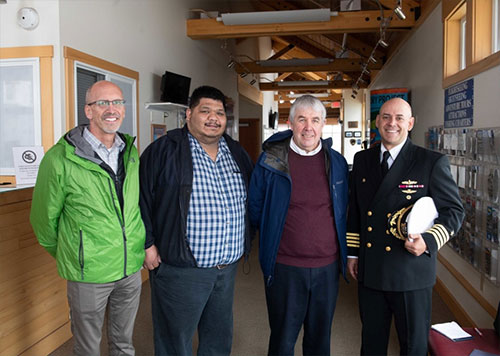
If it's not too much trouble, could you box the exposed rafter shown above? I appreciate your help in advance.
[234,58,382,74]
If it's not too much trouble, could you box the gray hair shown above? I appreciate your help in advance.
[288,94,326,123]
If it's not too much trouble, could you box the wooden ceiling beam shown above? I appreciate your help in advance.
[234,58,382,74]
[267,43,295,60]
[186,11,415,39]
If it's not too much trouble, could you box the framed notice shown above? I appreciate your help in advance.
[151,124,166,141]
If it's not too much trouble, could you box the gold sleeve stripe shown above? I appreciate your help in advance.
[426,224,449,249]
[347,232,360,248]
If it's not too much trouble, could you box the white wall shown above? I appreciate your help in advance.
[58,0,239,151]
[1,0,241,152]
[370,3,499,327]
[343,89,364,164]
[0,0,64,140]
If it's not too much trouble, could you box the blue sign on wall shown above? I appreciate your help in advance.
[444,78,474,128]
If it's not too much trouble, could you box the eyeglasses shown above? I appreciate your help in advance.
[86,99,126,107]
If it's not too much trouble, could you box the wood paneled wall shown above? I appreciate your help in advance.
[0,188,71,356]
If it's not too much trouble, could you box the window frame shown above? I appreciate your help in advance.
[443,0,498,88]
[0,46,54,183]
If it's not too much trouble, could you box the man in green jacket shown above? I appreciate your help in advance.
[30,80,145,356]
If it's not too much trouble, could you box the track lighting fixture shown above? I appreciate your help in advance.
[378,39,389,48]
[368,55,377,64]
[227,59,235,69]
[240,72,248,78]
[249,78,256,85]
[394,1,406,20]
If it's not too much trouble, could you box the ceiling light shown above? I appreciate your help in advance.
[368,55,377,64]
[257,58,333,67]
[240,72,248,78]
[394,1,406,20]
[351,94,357,99]
[276,80,330,87]
[249,78,256,85]
[362,67,370,75]
[288,93,330,98]
[352,89,358,95]
[217,8,334,25]
[227,59,235,69]
[378,39,389,48]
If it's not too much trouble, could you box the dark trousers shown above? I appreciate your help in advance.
[358,283,432,356]
[265,262,340,356]
[150,262,238,356]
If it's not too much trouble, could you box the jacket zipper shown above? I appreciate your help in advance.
[108,178,127,278]
[79,229,84,280]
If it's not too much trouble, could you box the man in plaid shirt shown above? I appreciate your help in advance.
[140,86,253,356]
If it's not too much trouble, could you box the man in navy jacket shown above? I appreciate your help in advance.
[249,95,349,356]
[140,86,253,356]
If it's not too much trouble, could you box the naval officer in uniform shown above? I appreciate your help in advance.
[346,98,464,355]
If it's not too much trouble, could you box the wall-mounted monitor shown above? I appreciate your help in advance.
[160,71,191,105]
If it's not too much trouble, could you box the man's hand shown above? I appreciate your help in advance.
[405,234,427,256]
[143,245,162,270]
[347,257,358,281]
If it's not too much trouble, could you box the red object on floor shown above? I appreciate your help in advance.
[429,327,500,356]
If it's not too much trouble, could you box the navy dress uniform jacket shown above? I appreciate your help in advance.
[347,139,464,292]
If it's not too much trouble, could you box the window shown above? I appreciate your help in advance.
[0,58,41,176]
[443,0,499,88]
[0,46,54,182]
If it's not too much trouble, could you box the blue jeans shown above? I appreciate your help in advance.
[150,262,238,356]
[265,262,340,356]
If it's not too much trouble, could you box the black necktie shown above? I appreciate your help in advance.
[381,151,390,177]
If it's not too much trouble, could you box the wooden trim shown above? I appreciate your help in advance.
[443,49,500,88]
[437,254,497,318]
[442,0,466,21]
[40,56,54,151]
[237,76,263,105]
[470,0,492,63]
[434,277,476,327]
[0,46,53,59]
[63,46,141,149]
[64,56,75,132]
[63,47,139,81]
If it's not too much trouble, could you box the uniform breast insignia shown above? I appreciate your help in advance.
[399,180,423,194]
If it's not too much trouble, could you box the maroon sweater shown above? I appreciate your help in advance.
[276,148,339,268]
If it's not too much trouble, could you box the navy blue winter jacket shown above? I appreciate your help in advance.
[140,125,254,267]
[248,130,349,285]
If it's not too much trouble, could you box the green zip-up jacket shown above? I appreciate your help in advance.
[30,126,145,283]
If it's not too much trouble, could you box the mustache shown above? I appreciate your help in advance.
[103,112,121,119]
[205,121,222,128]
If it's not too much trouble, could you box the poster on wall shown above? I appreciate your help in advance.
[12,146,45,185]
[444,78,474,128]
[370,88,410,146]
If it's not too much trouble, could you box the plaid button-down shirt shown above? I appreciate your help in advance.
[83,128,125,174]
[187,133,246,268]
